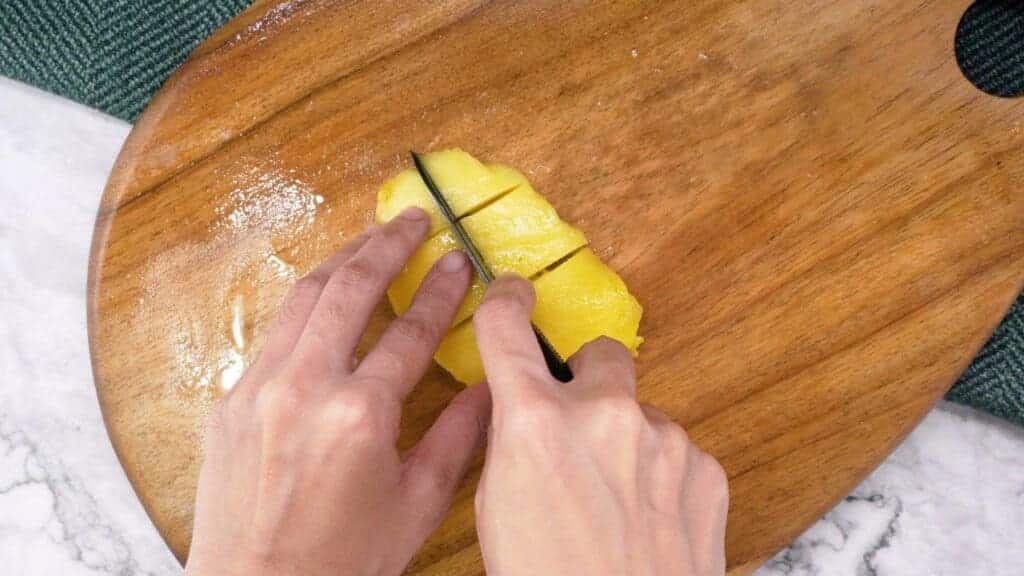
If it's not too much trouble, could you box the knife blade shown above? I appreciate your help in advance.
[411,151,573,382]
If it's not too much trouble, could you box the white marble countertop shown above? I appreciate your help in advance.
[1,77,1022,576]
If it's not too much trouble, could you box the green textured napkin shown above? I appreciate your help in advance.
[2,0,1021,425]
[0,0,250,120]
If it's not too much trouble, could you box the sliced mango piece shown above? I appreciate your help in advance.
[387,179,586,326]
[375,149,516,235]
[486,163,529,190]
[532,248,644,358]
[463,183,587,280]
[434,321,485,385]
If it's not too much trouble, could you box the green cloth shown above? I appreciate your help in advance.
[2,0,1022,425]
[0,0,250,121]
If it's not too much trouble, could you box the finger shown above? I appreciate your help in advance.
[567,337,637,395]
[473,275,552,406]
[253,229,376,374]
[685,451,729,576]
[403,382,492,529]
[293,207,430,374]
[358,250,471,398]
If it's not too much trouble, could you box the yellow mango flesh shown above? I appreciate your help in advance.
[464,183,587,279]
[532,248,644,357]
[375,149,521,235]
[387,182,587,326]
[434,321,485,385]
[434,248,643,385]
[375,149,642,385]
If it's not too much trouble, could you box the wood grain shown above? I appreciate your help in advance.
[88,0,1024,572]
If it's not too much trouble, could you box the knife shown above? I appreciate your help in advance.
[411,151,573,382]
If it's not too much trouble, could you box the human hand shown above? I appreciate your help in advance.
[184,207,491,576]
[473,276,729,576]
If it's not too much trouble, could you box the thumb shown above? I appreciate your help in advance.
[402,382,492,526]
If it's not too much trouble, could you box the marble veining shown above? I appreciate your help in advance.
[0,422,158,575]
[0,78,179,576]
[1,77,1022,575]
[758,404,1024,576]
[763,492,903,575]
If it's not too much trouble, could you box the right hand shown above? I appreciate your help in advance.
[473,276,729,576]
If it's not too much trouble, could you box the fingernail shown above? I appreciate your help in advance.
[398,206,428,221]
[439,250,467,272]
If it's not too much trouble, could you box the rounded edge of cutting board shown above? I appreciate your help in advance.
[87,0,1024,571]
[84,0,283,558]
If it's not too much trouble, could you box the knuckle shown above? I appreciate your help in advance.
[288,336,349,377]
[334,256,381,290]
[501,392,563,436]
[292,273,328,300]
[598,363,636,390]
[276,274,326,324]
[668,424,691,449]
[410,465,454,502]
[326,388,387,434]
[700,452,730,494]
[391,313,441,347]
[362,348,405,379]
[361,224,384,242]
[475,293,523,326]
[387,215,425,239]
[473,291,532,332]
[416,271,459,304]
[592,394,644,428]
[579,339,635,380]
[376,225,414,258]
[578,395,646,445]
[255,383,301,424]
[446,385,484,421]
[660,425,692,461]
[353,224,386,249]
[314,298,351,330]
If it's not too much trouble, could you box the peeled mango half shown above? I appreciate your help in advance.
[375,148,642,384]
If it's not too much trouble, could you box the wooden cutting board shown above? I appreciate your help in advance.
[88,1,1024,573]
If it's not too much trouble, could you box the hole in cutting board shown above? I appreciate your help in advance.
[955,0,1024,98]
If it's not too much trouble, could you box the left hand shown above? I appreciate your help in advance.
[184,206,492,576]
